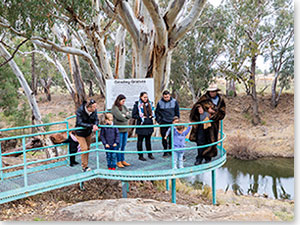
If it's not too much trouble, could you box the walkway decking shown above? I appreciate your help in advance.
[0,139,224,204]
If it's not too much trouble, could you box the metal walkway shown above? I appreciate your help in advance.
[0,112,226,205]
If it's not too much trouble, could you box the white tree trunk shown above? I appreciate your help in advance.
[115,25,126,79]
[112,0,206,104]
[0,43,58,158]
[271,71,279,107]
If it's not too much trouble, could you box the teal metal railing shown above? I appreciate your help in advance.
[0,108,226,205]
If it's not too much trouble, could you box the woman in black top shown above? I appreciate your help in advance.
[132,92,154,161]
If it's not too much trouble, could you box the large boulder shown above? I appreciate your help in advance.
[55,198,203,221]
[55,198,280,221]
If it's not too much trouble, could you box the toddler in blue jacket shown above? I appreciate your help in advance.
[165,117,191,169]
[100,113,120,170]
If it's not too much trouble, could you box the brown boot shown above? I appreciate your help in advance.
[117,161,124,168]
[122,161,131,166]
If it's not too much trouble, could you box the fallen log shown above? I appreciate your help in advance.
[2,138,43,157]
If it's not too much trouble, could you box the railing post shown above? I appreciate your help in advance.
[96,129,99,170]
[22,137,28,187]
[171,124,176,203]
[166,180,169,191]
[212,170,216,205]
[220,120,224,156]
[171,179,176,204]
[66,122,70,165]
[122,181,127,198]
[0,142,3,181]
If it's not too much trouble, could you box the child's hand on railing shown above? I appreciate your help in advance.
[113,143,117,147]
[105,144,110,148]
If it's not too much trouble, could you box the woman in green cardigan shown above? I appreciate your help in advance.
[111,94,131,168]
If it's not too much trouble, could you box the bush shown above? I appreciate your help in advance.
[227,133,260,160]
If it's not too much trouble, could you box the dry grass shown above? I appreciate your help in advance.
[226,132,261,160]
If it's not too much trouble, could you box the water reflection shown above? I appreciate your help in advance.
[184,157,294,200]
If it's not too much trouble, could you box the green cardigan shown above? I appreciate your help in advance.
[111,105,131,133]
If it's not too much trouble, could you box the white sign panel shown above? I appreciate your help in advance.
[105,78,155,110]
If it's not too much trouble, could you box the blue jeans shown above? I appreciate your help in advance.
[174,151,184,169]
[117,132,128,162]
[106,146,118,168]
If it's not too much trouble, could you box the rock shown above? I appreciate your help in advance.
[55,198,282,221]
[55,198,204,221]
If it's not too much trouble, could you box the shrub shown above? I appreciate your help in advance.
[227,133,260,160]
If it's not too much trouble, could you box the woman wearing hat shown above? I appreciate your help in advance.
[189,83,226,164]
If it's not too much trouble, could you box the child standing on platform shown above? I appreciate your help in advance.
[100,113,120,170]
[165,117,191,169]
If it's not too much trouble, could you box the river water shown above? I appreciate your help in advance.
[184,157,294,200]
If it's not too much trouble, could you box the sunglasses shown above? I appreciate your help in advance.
[87,99,96,107]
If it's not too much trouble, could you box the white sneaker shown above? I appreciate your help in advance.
[83,167,91,172]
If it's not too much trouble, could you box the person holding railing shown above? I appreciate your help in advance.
[132,92,155,161]
[111,94,131,168]
[74,99,99,172]
[165,116,191,169]
[155,90,180,158]
[189,84,226,164]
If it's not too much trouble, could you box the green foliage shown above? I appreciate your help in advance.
[0,0,94,38]
[171,3,227,100]
[219,0,275,95]
[0,65,20,117]
[7,100,31,127]
[264,0,294,92]
[41,113,55,131]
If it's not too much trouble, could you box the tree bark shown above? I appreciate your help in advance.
[226,79,237,97]
[87,80,94,97]
[271,71,279,108]
[250,56,261,125]
[40,77,52,101]
[70,54,87,109]
[114,25,126,79]
[31,44,37,95]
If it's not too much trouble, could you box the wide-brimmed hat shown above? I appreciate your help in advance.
[206,83,221,92]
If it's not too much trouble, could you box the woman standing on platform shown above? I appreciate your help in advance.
[132,92,155,161]
[111,94,131,168]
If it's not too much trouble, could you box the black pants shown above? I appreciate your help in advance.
[196,142,210,162]
[137,134,152,157]
[160,124,172,155]
[63,136,78,165]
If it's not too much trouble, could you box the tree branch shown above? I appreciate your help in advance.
[114,0,140,47]
[0,38,29,67]
[169,0,206,47]
[163,0,185,30]
[142,0,167,45]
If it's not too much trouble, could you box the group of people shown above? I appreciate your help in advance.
[67,84,226,172]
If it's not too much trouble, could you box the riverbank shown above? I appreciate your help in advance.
[0,179,294,221]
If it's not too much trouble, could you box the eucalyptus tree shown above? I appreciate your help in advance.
[171,3,228,103]
[0,0,109,102]
[221,0,275,125]
[265,0,294,107]
[101,0,208,103]
[0,43,59,158]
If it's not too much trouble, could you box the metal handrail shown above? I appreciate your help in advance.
[0,108,226,205]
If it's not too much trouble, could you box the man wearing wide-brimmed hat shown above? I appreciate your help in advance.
[189,83,226,165]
